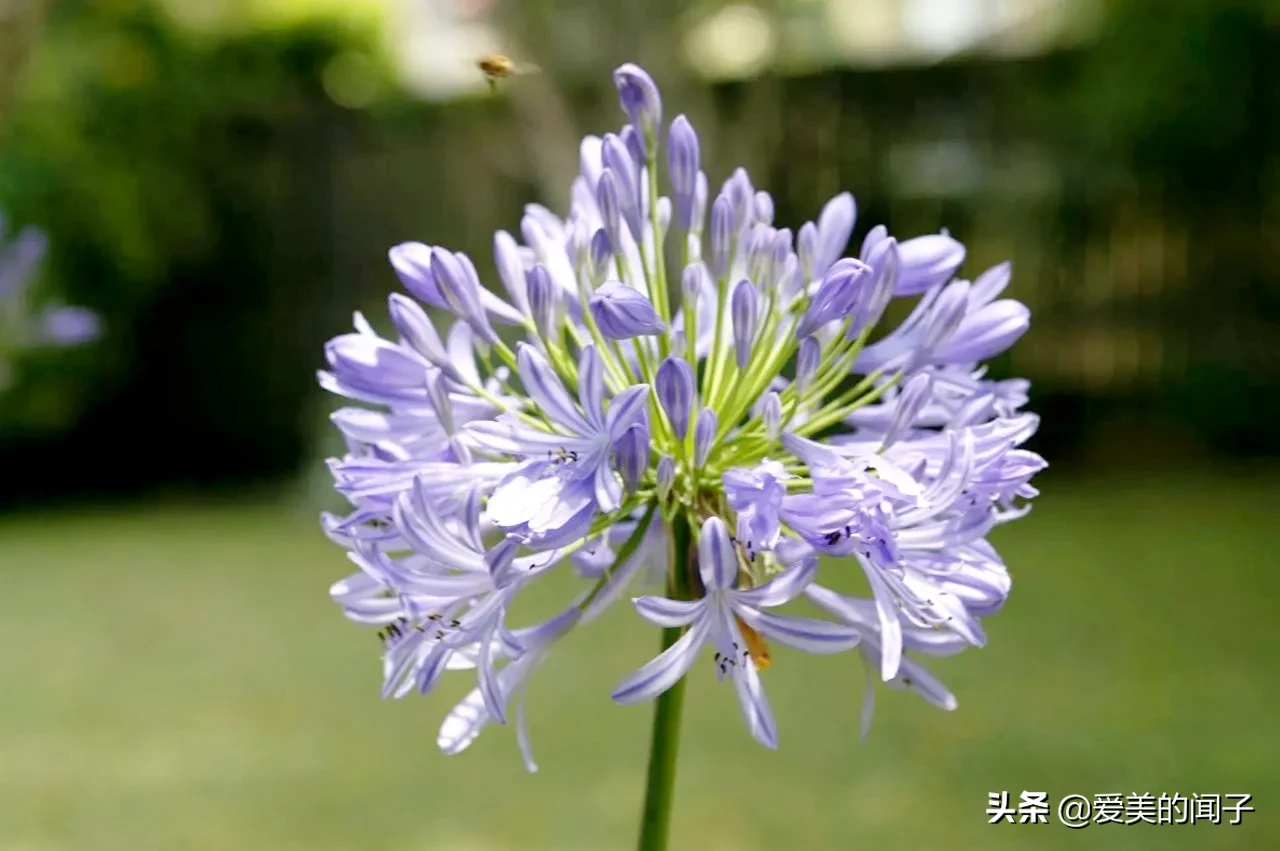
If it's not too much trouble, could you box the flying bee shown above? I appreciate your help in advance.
[477,54,541,93]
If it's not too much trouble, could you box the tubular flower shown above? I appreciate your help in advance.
[318,64,1045,767]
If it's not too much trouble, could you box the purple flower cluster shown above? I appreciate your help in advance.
[318,64,1045,768]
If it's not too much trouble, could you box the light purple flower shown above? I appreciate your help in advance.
[655,355,695,439]
[895,232,966,295]
[612,517,860,748]
[472,344,649,543]
[315,61,1046,769]
[796,258,870,337]
[723,460,789,551]
[613,64,662,146]
[589,280,666,339]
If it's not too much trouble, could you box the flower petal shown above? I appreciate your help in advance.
[732,606,861,655]
[516,343,592,434]
[732,559,816,608]
[577,344,607,430]
[611,616,709,704]
[697,516,738,591]
[605,384,651,440]
[633,595,706,628]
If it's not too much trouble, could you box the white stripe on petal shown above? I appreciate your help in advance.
[732,606,860,655]
[612,616,709,704]
[633,596,706,628]
[732,560,815,608]
[733,657,778,749]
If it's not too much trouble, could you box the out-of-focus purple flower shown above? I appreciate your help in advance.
[1,218,101,356]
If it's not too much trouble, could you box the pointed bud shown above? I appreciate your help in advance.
[589,228,613,286]
[797,222,818,282]
[694,408,717,467]
[881,373,934,449]
[602,135,643,241]
[744,223,772,284]
[731,280,758,368]
[795,336,820,394]
[656,455,675,499]
[389,242,446,309]
[526,264,557,340]
[814,192,856,278]
[763,391,782,440]
[615,422,650,494]
[896,233,965,295]
[613,64,662,150]
[859,224,888,263]
[681,262,705,300]
[425,370,455,434]
[668,115,700,230]
[430,249,497,343]
[725,168,754,233]
[588,281,665,339]
[754,191,775,226]
[919,281,971,354]
[796,258,870,338]
[597,170,623,253]
[970,261,1013,306]
[850,237,898,337]
[778,254,802,300]
[691,171,708,236]
[710,195,733,280]
[620,124,646,167]
[655,356,695,439]
[767,228,793,291]
[567,219,591,272]
[493,231,530,314]
[387,293,456,380]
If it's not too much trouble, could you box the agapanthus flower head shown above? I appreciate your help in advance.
[0,214,101,384]
[318,63,1044,768]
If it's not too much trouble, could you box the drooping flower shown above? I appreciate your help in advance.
[317,62,1045,771]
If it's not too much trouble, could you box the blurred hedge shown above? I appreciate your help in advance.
[0,0,1276,508]
[0,4,383,503]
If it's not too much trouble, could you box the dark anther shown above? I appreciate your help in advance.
[449,619,461,628]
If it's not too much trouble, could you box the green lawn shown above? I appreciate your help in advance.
[1,470,1276,850]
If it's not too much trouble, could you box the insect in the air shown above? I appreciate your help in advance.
[477,53,540,93]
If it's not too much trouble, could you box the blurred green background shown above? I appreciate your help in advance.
[1,0,1277,848]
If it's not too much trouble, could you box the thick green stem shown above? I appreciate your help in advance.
[635,514,694,851]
